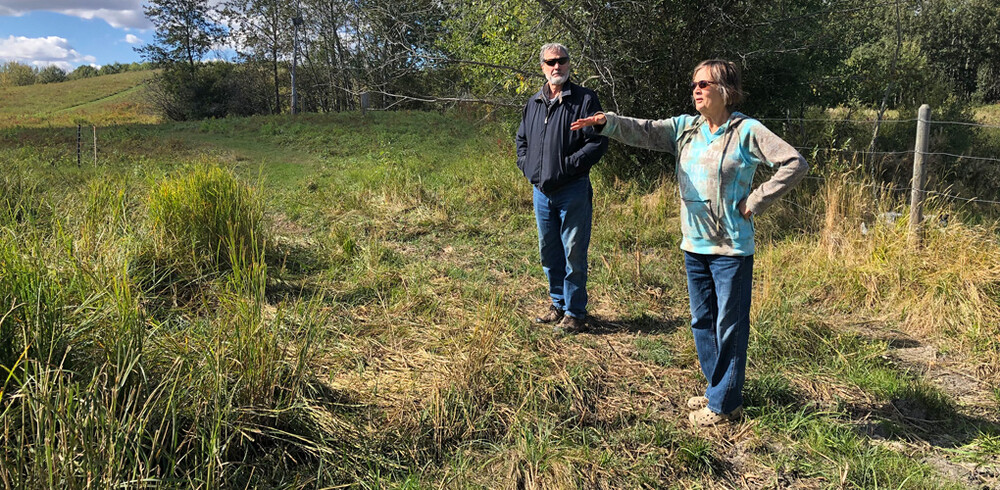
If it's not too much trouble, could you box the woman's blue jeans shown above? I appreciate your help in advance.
[684,251,753,415]
[533,178,592,319]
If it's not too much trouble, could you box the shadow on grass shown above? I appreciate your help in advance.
[265,240,336,304]
[743,361,999,451]
[585,313,686,335]
[265,277,328,304]
[849,394,1000,450]
[857,332,1000,450]
[269,240,331,277]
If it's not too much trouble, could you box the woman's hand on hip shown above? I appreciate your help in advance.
[570,113,607,131]
[738,198,753,219]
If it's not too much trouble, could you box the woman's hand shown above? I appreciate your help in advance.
[738,198,753,219]
[570,113,607,131]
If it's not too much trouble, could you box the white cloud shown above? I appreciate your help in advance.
[58,8,149,29]
[0,1,151,29]
[124,33,142,44]
[0,35,97,69]
[0,1,137,8]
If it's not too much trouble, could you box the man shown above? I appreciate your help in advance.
[515,43,608,333]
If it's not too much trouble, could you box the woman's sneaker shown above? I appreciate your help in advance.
[686,396,709,410]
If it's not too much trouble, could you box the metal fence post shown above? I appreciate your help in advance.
[93,125,97,166]
[909,104,931,247]
[77,124,81,167]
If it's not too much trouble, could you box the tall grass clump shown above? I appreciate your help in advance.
[0,235,82,372]
[818,174,1000,353]
[141,165,267,294]
[82,174,136,234]
[0,164,45,228]
[0,224,158,488]
[755,171,1000,365]
[70,174,142,269]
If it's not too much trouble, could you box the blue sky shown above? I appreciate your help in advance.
[0,1,151,71]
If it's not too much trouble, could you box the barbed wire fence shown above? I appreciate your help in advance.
[762,104,1000,246]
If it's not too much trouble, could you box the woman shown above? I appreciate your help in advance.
[570,60,808,427]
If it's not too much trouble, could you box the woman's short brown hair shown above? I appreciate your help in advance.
[693,59,743,109]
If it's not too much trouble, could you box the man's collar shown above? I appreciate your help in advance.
[537,81,573,102]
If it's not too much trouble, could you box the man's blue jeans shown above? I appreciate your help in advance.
[684,251,753,415]
[533,178,592,319]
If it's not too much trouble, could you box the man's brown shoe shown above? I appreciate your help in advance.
[535,305,564,324]
[553,314,588,334]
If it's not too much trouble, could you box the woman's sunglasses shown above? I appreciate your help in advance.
[690,80,717,90]
[543,57,569,66]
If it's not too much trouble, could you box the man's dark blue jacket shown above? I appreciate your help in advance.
[516,81,608,193]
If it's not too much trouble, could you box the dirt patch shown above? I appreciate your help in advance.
[922,454,1000,489]
[882,332,999,417]
[863,328,1000,488]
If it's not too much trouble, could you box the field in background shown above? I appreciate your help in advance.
[975,104,1000,127]
[0,70,159,127]
[1,91,999,487]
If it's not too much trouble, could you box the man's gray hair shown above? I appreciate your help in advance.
[539,43,569,63]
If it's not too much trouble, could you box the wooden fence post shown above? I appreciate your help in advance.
[909,104,931,247]
[361,92,369,116]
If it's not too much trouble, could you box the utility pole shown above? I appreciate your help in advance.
[291,2,303,115]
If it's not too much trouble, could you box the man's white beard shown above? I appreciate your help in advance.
[547,73,568,86]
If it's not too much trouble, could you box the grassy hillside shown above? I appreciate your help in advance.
[0,109,998,488]
[0,70,158,127]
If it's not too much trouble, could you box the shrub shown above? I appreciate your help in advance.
[36,66,67,84]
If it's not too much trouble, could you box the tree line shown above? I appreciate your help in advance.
[139,0,1000,122]
[0,62,153,88]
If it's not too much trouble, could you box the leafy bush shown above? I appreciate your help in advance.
[36,66,67,84]
[0,61,36,87]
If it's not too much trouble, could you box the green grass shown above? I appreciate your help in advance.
[0,106,998,488]
[974,103,1000,126]
[0,70,158,127]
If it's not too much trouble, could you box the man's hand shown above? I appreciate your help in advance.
[570,113,607,131]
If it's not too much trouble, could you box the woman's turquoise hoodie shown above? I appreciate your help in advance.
[599,112,808,256]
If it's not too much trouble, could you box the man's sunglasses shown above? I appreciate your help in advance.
[543,57,569,66]
[690,80,717,90]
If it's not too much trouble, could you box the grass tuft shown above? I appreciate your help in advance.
[138,164,267,301]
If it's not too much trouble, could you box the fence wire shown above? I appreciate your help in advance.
[792,146,914,156]
[790,147,1000,164]
[758,117,917,124]
[800,176,1000,206]
[930,120,1000,130]
[768,114,1000,207]
[762,117,1000,130]
[922,152,1000,164]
